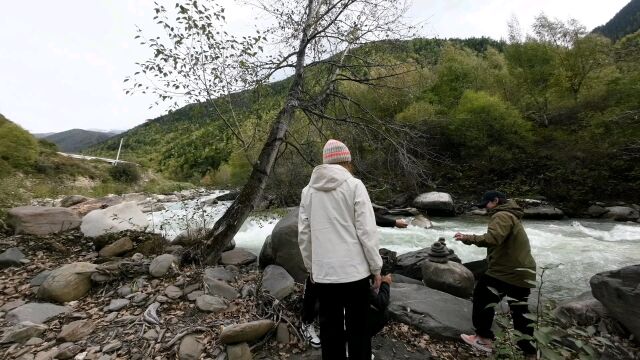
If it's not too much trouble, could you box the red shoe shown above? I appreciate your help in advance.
[460,334,493,353]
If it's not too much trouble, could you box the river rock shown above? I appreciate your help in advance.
[590,264,640,340]
[204,266,237,283]
[98,237,134,257]
[0,247,26,268]
[603,206,640,222]
[187,291,204,301]
[412,192,455,216]
[523,205,565,220]
[165,285,183,299]
[105,299,130,312]
[395,248,430,280]
[204,278,239,300]
[55,342,82,359]
[81,202,149,237]
[553,291,608,327]
[69,195,123,217]
[220,248,257,266]
[388,283,474,340]
[587,205,608,218]
[7,206,81,235]
[30,271,52,287]
[178,334,203,360]
[37,262,97,302]
[195,295,228,313]
[149,254,179,277]
[0,322,48,344]
[227,343,252,360]
[259,208,307,282]
[57,319,95,342]
[411,214,433,228]
[220,320,275,344]
[6,303,70,324]
[421,260,475,298]
[60,195,91,208]
[261,265,295,300]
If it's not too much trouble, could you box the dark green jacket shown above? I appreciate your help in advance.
[466,200,537,288]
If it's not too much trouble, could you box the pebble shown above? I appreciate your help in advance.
[105,299,129,312]
[164,285,182,299]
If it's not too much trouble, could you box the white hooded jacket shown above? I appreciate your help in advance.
[298,164,383,283]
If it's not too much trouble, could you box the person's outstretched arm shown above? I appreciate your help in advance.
[455,212,514,247]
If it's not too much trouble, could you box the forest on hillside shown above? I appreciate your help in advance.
[594,0,640,40]
[90,15,640,214]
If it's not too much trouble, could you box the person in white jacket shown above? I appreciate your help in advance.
[298,139,383,360]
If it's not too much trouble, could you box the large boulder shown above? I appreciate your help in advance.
[69,195,123,217]
[587,205,608,218]
[421,260,475,298]
[6,303,70,324]
[6,206,81,235]
[603,206,640,222]
[590,265,640,340]
[259,235,275,268]
[259,208,307,282]
[37,262,97,302]
[81,202,149,237]
[388,283,474,340]
[553,291,607,327]
[220,320,275,344]
[412,192,455,217]
[395,248,430,280]
[523,206,565,220]
[261,265,295,300]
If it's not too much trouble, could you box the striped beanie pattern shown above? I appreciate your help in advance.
[322,139,351,164]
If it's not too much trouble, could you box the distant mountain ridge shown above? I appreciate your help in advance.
[594,0,640,40]
[41,129,118,153]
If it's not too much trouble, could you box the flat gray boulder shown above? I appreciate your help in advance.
[261,265,295,300]
[590,264,640,340]
[220,248,257,266]
[395,248,430,280]
[81,201,149,237]
[0,247,26,268]
[7,206,81,235]
[6,303,70,324]
[204,277,239,300]
[412,192,455,217]
[388,283,473,340]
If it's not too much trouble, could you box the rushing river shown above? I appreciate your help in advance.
[147,193,640,300]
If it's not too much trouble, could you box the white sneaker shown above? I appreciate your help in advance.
[301,323,321,348]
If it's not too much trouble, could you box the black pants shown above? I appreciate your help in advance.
[317,277,371,360]
[302,276,319,325]
[472,275,536,355]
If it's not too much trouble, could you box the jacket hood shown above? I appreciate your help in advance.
[489,200,524,219]
[308,164,352,191]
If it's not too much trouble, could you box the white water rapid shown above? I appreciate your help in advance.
[147,194,640,300]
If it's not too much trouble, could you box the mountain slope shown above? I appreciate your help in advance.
[43,129,116,153]
[594,0,640,41]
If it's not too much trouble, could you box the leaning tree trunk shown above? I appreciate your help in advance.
[200,0,315,264]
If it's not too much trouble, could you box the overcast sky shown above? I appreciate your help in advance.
[0,0,628,133]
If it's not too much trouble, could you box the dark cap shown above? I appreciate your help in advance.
[476,190,507,208]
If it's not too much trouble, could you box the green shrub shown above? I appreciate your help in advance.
[108,163,141,183]
[0,114,39,170]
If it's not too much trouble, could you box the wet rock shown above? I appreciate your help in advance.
[523,205,565,220]
[259,208,306,282]
[37,262,97,303]
[204,266,237,283]
[165,285,183,299]
[81,202,149,237]
[30,271,52,287]
[98,237,134,257]
[603,206,640,222]
[389,283,474,340]
[7,206,82,235]
[0,322,48,344]
[204,278,239,300]
[105,299,130,312]
[220,248,257,266]
[410,214,432,229]
[412,192,455,217]
[57,319,95,342]
[196,295,229,313]
[227,343,251,360]
[395,248,430,280]
[590,264,640,340]
[0,247,27,268]
[178,334,204,360]
[261,265,295,300]
[6,303,70,324]
[149,254,179,277]
[587,205,608,218]
[60,195,91,208]
[55,342,82,359]
[220,320,275,344]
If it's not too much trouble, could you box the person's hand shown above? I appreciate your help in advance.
[373,274,382,290]
[381,274,393,284]
[454,232,467,241]
[394,219,408,228]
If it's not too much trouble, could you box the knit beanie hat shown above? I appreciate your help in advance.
[322,139,352,164]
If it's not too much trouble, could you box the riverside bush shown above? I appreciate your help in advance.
[109,163,141,183]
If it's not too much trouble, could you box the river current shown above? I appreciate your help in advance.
[147,192,640,300]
